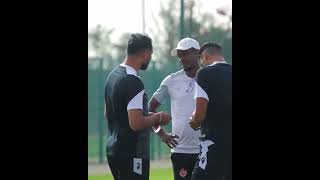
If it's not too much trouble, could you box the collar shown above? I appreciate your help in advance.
[120,63,138,76]
[208,60,228,67]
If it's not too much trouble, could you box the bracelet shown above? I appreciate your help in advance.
[153,125,162,133]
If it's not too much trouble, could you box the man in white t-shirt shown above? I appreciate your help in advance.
[148,38,201,180]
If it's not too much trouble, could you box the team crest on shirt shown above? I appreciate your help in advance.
[179,168,187,178]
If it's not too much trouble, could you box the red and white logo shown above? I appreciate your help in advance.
[179,168,187,178]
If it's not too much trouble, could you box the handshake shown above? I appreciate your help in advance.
[149,111,171,126]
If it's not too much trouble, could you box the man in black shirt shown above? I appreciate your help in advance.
[104,33,171,180]
[189,42,232,180]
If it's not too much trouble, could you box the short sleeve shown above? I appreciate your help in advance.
[126,76,145,110]
[151,75,171,104]
[194,68,209,101]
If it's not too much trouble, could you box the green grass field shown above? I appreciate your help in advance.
[88,168,173,180]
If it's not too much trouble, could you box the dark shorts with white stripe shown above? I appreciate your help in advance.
[191,145,232,180]
[107,155,150,180]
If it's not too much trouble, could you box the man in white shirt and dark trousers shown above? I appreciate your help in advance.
[189,42,232,180]
[148,38,201,180]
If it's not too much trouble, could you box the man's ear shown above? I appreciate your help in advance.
[136,51,145,60]
[204,52,209,62]
[143,51,148,59]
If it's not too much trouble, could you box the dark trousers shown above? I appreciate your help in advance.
[191,145,232,180]
[171,153,198,180]
[107,155,150,180]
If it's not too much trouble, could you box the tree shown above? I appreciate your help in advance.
[88,25,114,58]
[149,0,232,65]
[112,33,131,63]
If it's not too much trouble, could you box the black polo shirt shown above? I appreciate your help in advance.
[195,62,232,148]
[104,64,150,159]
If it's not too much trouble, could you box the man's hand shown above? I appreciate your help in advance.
[157,111,171,126]
[189,116,201,131]
[148,112,155,116]
[158,130,179,148]
[189,97,208,130]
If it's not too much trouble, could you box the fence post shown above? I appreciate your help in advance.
[98,58,104,164]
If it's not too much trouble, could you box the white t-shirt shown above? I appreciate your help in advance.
[151,70,201,154]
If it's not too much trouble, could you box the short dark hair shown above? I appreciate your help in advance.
[199,42,222,55]
[127,33,153,55]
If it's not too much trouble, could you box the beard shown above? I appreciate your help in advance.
[140,59,150,70]
[182,64,192,71]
